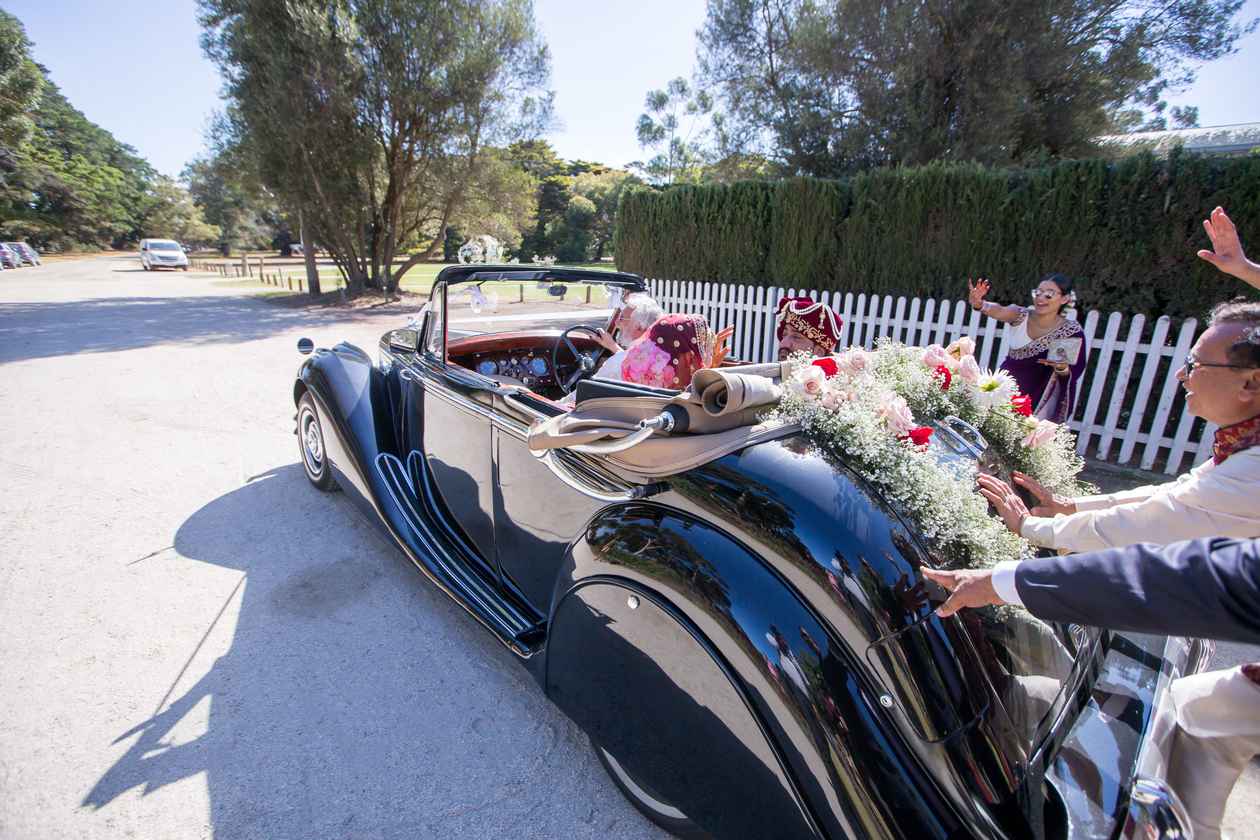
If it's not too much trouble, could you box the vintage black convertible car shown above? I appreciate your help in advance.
[292,266,1207,839]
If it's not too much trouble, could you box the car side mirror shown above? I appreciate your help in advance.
[388,328,419,353]
[297,337,314,355]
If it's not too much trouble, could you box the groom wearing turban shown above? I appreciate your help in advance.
[776,297,843,361]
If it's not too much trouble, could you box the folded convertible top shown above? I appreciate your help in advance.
[527,363,801,478]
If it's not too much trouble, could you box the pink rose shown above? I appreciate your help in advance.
[946,336,976,360]
[820,390,842,410]
[877,393,915,436]
[956,355,982,385]
[921,344,953,370]
[1021,419,1058,449]
[789,365,826,401]
[835,348,869,376]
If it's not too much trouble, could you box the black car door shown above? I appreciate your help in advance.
[413,283,497,566]
[492,389,641,612]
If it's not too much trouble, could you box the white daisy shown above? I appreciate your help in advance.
[973,369,1017,408]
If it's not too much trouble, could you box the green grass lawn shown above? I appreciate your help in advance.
[207,260,617,297]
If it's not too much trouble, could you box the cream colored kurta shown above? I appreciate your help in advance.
[1019,446,1260,552]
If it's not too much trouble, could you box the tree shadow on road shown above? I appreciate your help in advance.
[0,295,415,364]
[80,465,653,840]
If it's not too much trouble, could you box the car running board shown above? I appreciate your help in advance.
[375,452,544,655]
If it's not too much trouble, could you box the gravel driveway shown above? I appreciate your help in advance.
[0,256,664,840]
[0,255,1254,839]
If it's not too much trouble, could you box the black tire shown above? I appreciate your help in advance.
[142,263,150,271]
[297,392,337,491]
[591,738,710,839]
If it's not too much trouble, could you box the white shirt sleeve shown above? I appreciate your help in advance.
[991,560,1024,606]
[1020,450,1260,552]
[592,349,626,381]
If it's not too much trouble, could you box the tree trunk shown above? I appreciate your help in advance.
[299,208,320,296]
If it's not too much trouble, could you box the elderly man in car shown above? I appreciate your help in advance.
[590,291,664,380]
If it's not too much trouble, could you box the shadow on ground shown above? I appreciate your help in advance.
[0,295,413,364]
[82,465,637,839]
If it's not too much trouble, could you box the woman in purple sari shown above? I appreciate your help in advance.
[968,273,1087,423]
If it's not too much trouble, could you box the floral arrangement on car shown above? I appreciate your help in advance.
[772,337,1091,570]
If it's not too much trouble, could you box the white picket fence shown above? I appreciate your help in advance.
[646,278,1212,475]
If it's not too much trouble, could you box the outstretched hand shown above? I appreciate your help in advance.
[1198,206,1260,291]
[1011,471,1076,517]
[712,325,735,367]
[967,277,991,310]
[921,567,1005,617]
[976,473,1030,535]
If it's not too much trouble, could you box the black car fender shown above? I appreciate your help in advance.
[544,503,957,840]
[294,343,400,517]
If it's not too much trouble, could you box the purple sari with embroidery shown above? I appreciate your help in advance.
[1000,310,1087,423]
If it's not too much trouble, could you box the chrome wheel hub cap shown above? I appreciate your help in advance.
[302,414,323,467]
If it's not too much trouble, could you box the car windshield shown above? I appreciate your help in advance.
[150,241,182,251]
[445,276,621,338]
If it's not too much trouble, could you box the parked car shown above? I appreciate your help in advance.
[4,242,40,266]
[0,244,20,269]
[291,265,1208,840]
[139,238,189,271]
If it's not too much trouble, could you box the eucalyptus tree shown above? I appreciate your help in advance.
[697,0,1257,176]
[199,0,552,295]
[0,10,43,148]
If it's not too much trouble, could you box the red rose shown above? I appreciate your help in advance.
[1011,394,1032,417]
[812,357,839,378]
[933,364,952,390]
[899,426,933,447]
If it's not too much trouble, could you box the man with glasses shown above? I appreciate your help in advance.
[978,298,1260,553]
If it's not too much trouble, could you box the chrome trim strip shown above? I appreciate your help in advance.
[426,381,496,422]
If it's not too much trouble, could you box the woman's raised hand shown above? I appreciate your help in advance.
[1011,471,1077,517]
[711,325,735,368]
[967,277,991,310]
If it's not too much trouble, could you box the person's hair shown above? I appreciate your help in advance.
[1040,272,1078,315]
[1208,299,1260,368]
[623,292,664,333]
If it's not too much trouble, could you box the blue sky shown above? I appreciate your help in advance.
[6,0,1258,179]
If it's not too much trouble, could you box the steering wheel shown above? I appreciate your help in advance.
[552,325,609,394]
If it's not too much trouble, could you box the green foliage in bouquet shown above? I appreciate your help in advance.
[615,151,1260,320]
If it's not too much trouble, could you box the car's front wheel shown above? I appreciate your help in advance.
[297,392,337,491]
[591,738,709,838]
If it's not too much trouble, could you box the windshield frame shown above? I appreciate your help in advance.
[148,241,182,251]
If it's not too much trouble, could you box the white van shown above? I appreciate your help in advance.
[139,238,189,271]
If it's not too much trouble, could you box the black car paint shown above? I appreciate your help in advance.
[294,266,1183,839]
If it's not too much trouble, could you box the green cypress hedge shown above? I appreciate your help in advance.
[614,151,1260,319]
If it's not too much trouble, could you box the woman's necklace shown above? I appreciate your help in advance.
[1026,312,1063,341]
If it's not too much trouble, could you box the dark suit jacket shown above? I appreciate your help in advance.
[1015,537,1260,645]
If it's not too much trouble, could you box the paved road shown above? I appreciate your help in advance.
[0,257,665,840]
[0,256,1255,838]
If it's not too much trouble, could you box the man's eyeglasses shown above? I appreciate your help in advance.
[1179,356,1259,375]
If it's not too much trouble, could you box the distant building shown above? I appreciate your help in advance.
[1096,122,1260,158]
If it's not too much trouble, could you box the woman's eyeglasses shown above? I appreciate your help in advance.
[1180,355,1259,375]
[1030,289,1060,300]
